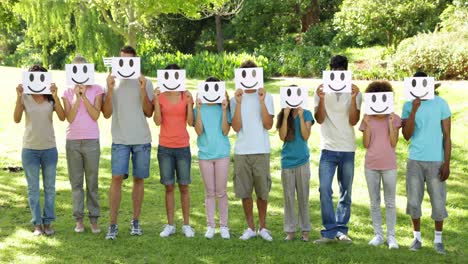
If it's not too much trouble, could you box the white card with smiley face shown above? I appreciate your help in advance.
[65,64,95,86]
[280,86,309,109]
[234,67,264,90]
[197,82,226,104]
[22,72,52,94]
[111,57,140,79]
[157,70,186,92]
[322,71,352,93]
[364,92,394,115]
[403,77,435,101]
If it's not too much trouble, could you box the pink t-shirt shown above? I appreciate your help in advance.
[359,115,402,170]
[158,92,190,148]
[62,85,104,140]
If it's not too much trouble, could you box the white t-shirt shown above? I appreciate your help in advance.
[313,90,362,152]
[230,91,274,155]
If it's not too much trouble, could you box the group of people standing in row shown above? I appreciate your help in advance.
[13,45,451,255]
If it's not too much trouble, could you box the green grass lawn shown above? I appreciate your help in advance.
[0,66,466,263]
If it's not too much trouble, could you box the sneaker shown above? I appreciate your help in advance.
[387,236,399,249]
[43,225,55,236]
[105,224,118,240]
[91,223,101,234]
[337,234,353,244]
[33,225,43,236]
[409,238,422,251]
[220,226,230,240]
[239,228,256,240]
[258,228,273,241]
[160,225,176,238]
[130,220,142,236]
[434,242,446,255]
[314,237,336,244]
[368,235,384,246]
[205,226,215,239]
[182,225,195,238]
[74,222,85,233]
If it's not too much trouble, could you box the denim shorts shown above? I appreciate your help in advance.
[111,143,151,179]
[157,145,191,185]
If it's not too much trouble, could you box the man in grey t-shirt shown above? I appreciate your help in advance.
[102,46,154,240]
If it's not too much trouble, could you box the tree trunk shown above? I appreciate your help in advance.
[127,6,137,48]
[215,15,224,53]
[301,0,320,32]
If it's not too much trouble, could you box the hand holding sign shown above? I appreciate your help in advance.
[157,70,186,92]
[322,71,352,93]
[22,72,52,94]
[197,81,225,104]
[112,57,140,79]
[280,86,309,109]
[364,92,394,115]
[234,67,264,90]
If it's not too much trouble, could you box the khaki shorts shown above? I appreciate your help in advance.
[233,154,271,200]
[406,159,448,221]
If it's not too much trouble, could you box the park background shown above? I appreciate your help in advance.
[0,0,467,263]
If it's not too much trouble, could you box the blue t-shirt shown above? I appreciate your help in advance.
[281,110,314,169]
[402,96,451,162]
[230,91,275,155]
[194,104,232,160]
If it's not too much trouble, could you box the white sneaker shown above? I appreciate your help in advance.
[160,225,176,238]
[258,228,273,242]
[388,236,399,249]
[220,226,230,240]
[239,228,256,240]
[369,235,384,246]
[205,226,215,239]
[182,225,195,238]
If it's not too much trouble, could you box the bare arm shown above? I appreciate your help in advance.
[388,113,399,147]
[440,117,452,181]
[278,109,290,141]
[361,115,370,148]
[51,83,66,121]
[348,84,360,126]
[153,89,161,126]
[314,85,326,124]
[102,73,115,119]
[221,100,230,136]
[186,91,194,126]
[139,76,154,117]
[194,99,203,136]
[259,88,273,130]
[63,97,79,123]
[231,89,243,132]
[13,85,24,123]
[298,108,312,141]
[82,93,102,121]
[402,99,421,141]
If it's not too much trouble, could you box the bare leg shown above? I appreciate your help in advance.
[132,177,144,220]
[411,218,421,231]
[242,198,255,230]
[435,221,443,232]
[165,185,175,225]
[179,184,190,225]
[257,198,268,230]
[109,176,123,225]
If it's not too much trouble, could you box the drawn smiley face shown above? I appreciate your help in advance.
[364,92,394,115]
[22,71,52,94]
[112,57,141,79]
[234,67,264,90]
[198,82,225,104]
[323,70,352,93]
[280,86,308,109]
[404,77,435,100]
[157,70,186,92]
[66,63,95,85]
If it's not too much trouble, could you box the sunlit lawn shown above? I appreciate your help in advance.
[0,66,466,263]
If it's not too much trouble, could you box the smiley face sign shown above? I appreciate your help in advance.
[403,77,435,100]
[323,71,352,93]
[22,72,52,94]
[234,67,264,90]
[197,82,226,104]
[157,70,186,92]
[65,64,95,86]
[364,92,394,115]
[111,57,140,79]
[280,86,309,109]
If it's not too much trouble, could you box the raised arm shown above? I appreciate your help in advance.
[440,117,452,181]
[102,73,115,119]
[361,115,371,148]
[278,108,290,141]
[62,87,80,123]
[314,85,326,124]
[194,98,203,136]
[139,76,154,117]
[258,88,273,130]
[349,84,360,126]
[388,113,399,147]
[402,99,421,141]
[13,84,24,123]
[221,99,230,136]
[298,108,312,140]
[51,83,66,121]
[153,89,161,126]
[186,91,194,126]
[231,89,243,132]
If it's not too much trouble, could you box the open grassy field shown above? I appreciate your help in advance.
[0,66,466,263]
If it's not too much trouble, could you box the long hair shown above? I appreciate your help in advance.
[28,64,54,104]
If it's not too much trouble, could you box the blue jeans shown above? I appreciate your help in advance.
[22,148,58,226]
[318,149,355,238]
[157,145,191,185]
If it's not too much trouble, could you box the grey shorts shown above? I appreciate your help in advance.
[406,159,448,221]
[233,154,271,200]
